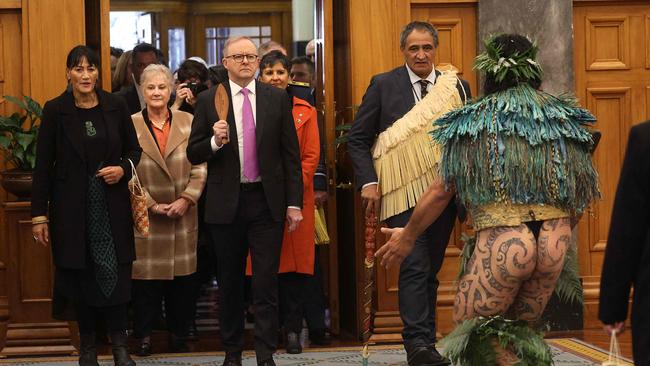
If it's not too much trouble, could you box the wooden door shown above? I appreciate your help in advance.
[573,0,650,329]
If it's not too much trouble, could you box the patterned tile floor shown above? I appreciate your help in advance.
[0,340,633,366]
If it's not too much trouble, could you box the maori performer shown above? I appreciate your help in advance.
[376,34,600,365]
[348,21,470,366]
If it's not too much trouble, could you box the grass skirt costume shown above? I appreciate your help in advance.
[433,37,600,365]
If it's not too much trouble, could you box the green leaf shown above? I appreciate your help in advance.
[3,95,26,110]
[0,113,22,128]
[335,123,352,131]
[14,132,34,151]
[25,96,43,118]
[0,135,11,149]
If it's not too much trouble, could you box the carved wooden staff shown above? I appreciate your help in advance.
[361,209,378,343]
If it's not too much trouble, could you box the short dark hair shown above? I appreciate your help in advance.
[400,21,439,49]
[132,43,163,64]
[208,65,229,85]
[291,56,314,74]
[177,59,208,83]
[482,34,542,94]
[260,50,291,72]
[66,45,100,69]
[110,46,124,58]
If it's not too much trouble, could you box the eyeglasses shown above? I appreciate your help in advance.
[225,54,258,63]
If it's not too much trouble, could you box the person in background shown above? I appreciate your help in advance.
[171,59,209,114]
[258,40,287,57]
[110,47,124,79]
[289,56,315,87]
[187,36,303,366]
[31,45,141,366]
[254,51,320,354]
[289,54,330,346]
[207,64,229,88]
[115,43,163,114]
[305,40,316,63]
[112,50,133,93]
[130,64,207,356]
[599,121,650,365]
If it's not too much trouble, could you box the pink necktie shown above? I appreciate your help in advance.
[241,88,259,181]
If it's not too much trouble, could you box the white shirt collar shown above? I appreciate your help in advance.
[229,78,256,96]
[405,64,437,86]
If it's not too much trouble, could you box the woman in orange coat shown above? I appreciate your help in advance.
[252,50,320,354]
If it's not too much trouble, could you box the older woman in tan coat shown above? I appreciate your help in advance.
[130,64,207,356]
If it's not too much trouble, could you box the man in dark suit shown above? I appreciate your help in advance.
[599,121,650,365]
[114,43,163,114]
[187,36,303,366]
[347,21,470,366]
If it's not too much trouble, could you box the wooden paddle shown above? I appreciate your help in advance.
[214,83,230,144]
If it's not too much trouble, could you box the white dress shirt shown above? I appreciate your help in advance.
[405,63,437,102]
[211,79,260,183]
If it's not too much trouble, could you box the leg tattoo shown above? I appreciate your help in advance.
[453,225,537,322]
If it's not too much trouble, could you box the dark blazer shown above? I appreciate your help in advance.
[31,89,142,269]
[114,84,142,115]
[599,121,650,365]
[347,66,471,190]
[186,81,303,224]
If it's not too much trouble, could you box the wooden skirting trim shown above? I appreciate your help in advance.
[0,323,76,357]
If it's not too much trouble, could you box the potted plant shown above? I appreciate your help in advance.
[0,95,42,200]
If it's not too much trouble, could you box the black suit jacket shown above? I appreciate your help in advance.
[114,85,142,115]
[187,81,303,224]
[599,121,650,365]
[31,89,142,269]
[347,66,471,190]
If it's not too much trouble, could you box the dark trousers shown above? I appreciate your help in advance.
[302,246,327,333]
[384,202,456,351]
[132,275,195,339]
[279,273,308,333]
[76,302,128,334]
[209,185,284,362]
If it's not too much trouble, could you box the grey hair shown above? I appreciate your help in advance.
[140,64,174,90]
[400,21,439,49]
[223,36,256,57]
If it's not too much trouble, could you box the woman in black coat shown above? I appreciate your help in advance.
[31,45,142,366]
[599,121,650,365]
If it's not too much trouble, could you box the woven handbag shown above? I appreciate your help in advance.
[127,159,149,237]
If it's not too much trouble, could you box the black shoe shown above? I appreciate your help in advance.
[135,341,151,357]
[428,345,451,366]
[309,329,331,346]
[169,335,190,353]
[285,331,302,354]
[222,352,242,366]
[110,331,136,366]
[257,358,276,366]
[79,333,100,366]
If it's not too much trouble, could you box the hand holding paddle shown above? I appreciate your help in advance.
[214,83,230,145]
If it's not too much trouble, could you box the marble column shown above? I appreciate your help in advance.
[478,0,574,95]
[478,0,583,331]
